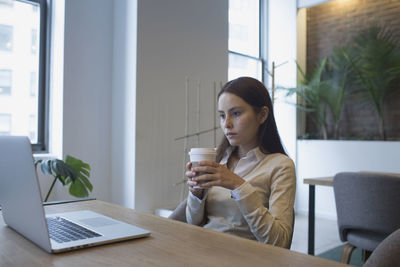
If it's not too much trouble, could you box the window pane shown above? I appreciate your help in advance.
[0,113,11,135]
[229,0,259,58]
[0,0,40,144]
[30,71,37,96]
[228,53,262,81]
[0,69,12,94]
[0,24,13,51]
[31,28,37,54]
[29,114,36,141]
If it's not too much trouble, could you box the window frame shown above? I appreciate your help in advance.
[24,0,50,152]
[228,0,267,83]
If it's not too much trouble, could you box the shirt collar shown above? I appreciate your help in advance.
[220,146,266,165]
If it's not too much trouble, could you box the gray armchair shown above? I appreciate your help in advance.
[333,172,400,264]
[363,228,400,267]
[167,199,187,223]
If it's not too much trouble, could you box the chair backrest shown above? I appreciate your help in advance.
[168,199,187,223]
[363,228,400,267]
[333,172,400,242]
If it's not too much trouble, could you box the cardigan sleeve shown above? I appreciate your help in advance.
[185,191,207,225]
[233,157,296,248]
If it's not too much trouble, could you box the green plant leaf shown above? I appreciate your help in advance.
[344,24,400,139]
[79,176,93,192]
[36,155,92,200]
[64,155,92,198]
[39,159,53,175]
[69,178,89,198]
[282,58,330,139]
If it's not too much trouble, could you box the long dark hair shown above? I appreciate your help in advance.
[216,76,287,162]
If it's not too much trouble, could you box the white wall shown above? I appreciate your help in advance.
[135,0,228,212]
[61,0,113,202]
[296,140,400,219]
[110,0,138,208]
[59,0,228,213]
[267,0,297,162]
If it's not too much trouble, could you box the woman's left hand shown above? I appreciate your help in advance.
[191,161,245,190]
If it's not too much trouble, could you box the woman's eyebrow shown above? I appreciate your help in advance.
[218,106,242,112]
[228,106,242,112]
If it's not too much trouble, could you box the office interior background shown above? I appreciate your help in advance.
[0,0,399,256]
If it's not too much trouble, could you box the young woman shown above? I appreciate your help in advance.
[185,76,296,249]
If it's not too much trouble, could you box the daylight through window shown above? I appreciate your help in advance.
[0,0,48,151]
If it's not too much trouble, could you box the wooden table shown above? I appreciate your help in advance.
[0,200,348,266]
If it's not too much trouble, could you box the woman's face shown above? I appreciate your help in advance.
[218,92,267,154]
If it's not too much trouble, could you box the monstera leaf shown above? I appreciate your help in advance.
[35,155,92,201]
[38,158,76,185]
[64,155,92,198]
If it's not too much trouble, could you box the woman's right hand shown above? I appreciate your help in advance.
[186,162,204,199]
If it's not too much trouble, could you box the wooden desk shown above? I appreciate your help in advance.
[303,172,400,255]
[0,200,348,266]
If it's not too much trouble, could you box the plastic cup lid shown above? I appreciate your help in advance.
[188,148,216,155]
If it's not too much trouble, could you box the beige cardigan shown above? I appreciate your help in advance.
[186,149,296,249]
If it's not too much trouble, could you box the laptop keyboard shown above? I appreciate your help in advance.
[47,216,102,243]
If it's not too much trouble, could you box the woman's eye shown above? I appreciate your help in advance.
[219,114,225,120]
[233,111,241,117]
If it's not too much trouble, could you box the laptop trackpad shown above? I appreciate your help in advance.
[79,217,119,228]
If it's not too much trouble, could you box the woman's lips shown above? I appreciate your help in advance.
[226,133,237,138]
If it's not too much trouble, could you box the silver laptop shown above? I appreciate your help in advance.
[0,136,150,253]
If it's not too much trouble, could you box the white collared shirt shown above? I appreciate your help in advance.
[220,146,266,199]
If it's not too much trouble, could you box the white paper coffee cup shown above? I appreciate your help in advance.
[188,148,216,188]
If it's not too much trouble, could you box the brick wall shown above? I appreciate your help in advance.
[306,0,400,140]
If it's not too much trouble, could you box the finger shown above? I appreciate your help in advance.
[192,165,218,174]
[194,173,216,183]
[195,182,212,189]
[187,179,198,187]
[197,179,219,188]
[198,160,219,167]
[186,162,192,170]
[185,170,196,178]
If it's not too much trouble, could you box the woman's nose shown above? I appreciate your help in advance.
[224,116,232,128]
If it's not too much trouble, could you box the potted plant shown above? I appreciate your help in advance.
[343,25,400,140]
[285,57,331,139]
[323,46,355,139]
[35,155,92,202]
[295,24,400,221]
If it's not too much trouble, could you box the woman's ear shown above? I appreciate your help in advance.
[258,106,269,124]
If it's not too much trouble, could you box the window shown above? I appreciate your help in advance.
[0,69,12,94]
[228,0,265,81]
[0,24,13,51]
[30,71,37,97]
[29,114,36,141]
[0,0,49,152]
[0,114,11,135]
[31,28,38,54]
